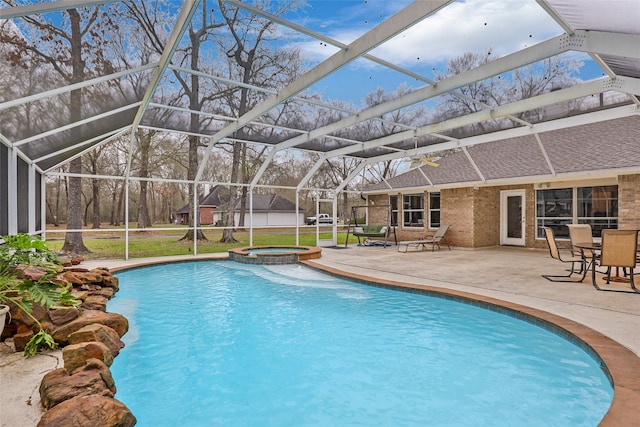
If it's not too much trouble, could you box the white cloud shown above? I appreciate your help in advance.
[296,0,564,70]
[373,0,563,66]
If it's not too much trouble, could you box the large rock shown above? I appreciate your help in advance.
[48,306,80,326]
[37,394,136,427]
[62,267,90,273]
[39,359,116,410]
[99,273,119,291]
[82,295,109,311]
[62,341,114,372]
[13,264,61,281]
[91,287,116,299]
[51,310,129,344]
[89,267,119,289]
[13,330,34,352]
[61,270,106,286]
[8,299,48,330]
[71,289,89,302]
[68,324,124,357]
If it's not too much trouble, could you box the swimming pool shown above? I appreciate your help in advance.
[110,261,612,426]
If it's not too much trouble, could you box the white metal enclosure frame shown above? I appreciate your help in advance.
[1,0,640,256]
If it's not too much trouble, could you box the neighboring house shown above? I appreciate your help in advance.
[175,185,230,225]
[363,115,640,250]
[175,186,304,226]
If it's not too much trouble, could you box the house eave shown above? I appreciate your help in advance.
[362,166,640,194]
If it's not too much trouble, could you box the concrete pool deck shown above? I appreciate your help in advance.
[1,246,639,426]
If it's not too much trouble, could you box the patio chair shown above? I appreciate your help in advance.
[567,224,598,266]
[541,227,587,282]
[591,229,639,293]
[397,224,450,253]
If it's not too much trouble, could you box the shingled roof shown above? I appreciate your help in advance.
[365,115,640,192]
[237,194,304,213]
[175,185,230,214]
[176,186,302,214]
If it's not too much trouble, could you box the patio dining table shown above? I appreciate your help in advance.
[572,241,601,273]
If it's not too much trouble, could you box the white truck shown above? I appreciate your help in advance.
[306,213,334,225]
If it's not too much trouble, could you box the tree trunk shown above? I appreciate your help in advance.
[91,176,100,229]
[46,176,61,226]
[115,183,125,226]
[54,176,61,226]
[46,201,56,226]
[83,193,92,227]
[237,143,248,229]
[342,192,349,224]
[137,130,152,229]
[221,139,242,244]
[61,10,89,254]
[150,182,157,224]
[110,181,118,225]
[179,138,207,241]
[238,186,247,230]
[61,158,90,254]
[178,25,207,242]
[138,179,152,228]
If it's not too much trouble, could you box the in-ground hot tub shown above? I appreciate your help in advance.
[228,245,321,264]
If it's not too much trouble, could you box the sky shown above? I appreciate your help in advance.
[280,0,604,106]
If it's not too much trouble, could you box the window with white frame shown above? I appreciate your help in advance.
[536,185,618,239]
[428,192,440,228]
[403,194,424,227]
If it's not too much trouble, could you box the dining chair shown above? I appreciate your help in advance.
[541,227,586,282]
[567,224,598,260]
[592,229,639,293]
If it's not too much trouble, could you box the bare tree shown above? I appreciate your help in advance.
[135,130,153,228]
[1,3,119,253]
[125,0,225,240]
[434,50,582,135]
[84,148,104,229]
[216,0,307,242]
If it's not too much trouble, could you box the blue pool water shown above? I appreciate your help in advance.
[110,262,612,426]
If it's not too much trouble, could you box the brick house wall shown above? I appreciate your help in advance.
[199,207,215,225]
[618,174,640,230]
[439,185,541,249]
[372,184,546,249]
[441,187,475,247]
[364,195,389,226]
[368,174,640,249]
[471,187,501,248]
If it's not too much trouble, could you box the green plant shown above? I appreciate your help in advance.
[1,234,77,357]
[0,233,60,269]
[23,330,58,358]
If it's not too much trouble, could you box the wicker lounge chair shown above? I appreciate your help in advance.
[397,224,450,253]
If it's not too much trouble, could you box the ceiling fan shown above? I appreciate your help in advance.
[408,155,441,168]
[404,137,441,168]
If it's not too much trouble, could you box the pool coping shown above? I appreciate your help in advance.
[302,260,640,427]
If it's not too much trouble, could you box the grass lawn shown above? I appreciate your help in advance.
[43,224,359,259]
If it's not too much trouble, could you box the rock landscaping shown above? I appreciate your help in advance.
[2,264,136,426]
